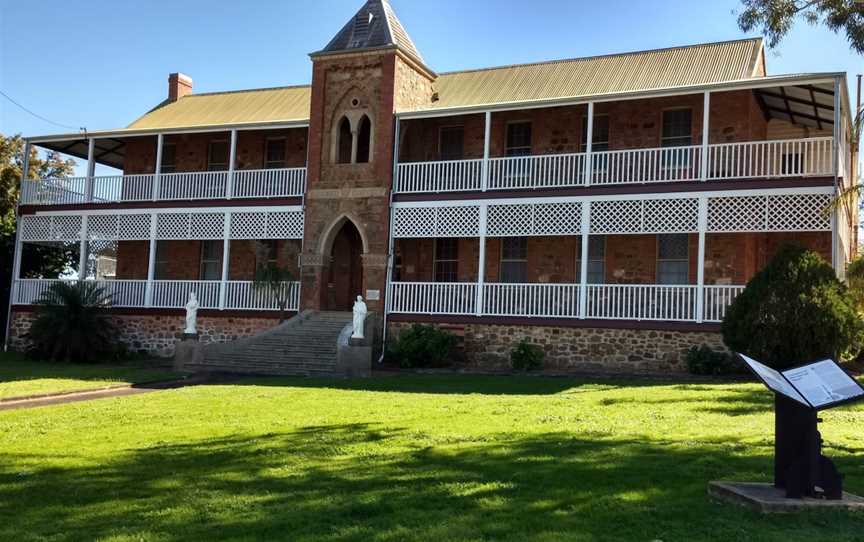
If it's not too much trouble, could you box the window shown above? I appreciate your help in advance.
[439,126,465,161]
[434,238,459,282]
[160,143,177,174]
[580,115,610,152]
[657,234,689,285]
[265,138,287,169]
[207,140,229,171]
[154,241,170,280]
[661,109,693,147]
[257,240,279,267]
[577,236,606,284]
[500,237,528,283]
[200,240,223,280]
[337,117,353,164]
[356,115,371,163]
[505,121,532,156]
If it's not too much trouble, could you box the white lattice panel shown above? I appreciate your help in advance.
[488,204,532,236]
[231,212,267,239]
[767,194,831,231]
[118,214,152,239]
[534,202,581,236]
[265,211,304,239]
[189,213,225,239]
[20,216,52,241]
[707,196,765,232]
[436,206,479,237]
[590,200,642,233]
[157,214,191,239]
[87,215,118,240]
[393,207,436,238]
[52,216,83,240]
[643,198,698,233]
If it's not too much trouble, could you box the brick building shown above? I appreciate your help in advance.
[6,0,858,372]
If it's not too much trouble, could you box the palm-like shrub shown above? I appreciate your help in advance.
[722,244,864,369]
[253,263,294,323]
[27,281,117,363]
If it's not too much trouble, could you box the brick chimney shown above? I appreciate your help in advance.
[168,72,193,102]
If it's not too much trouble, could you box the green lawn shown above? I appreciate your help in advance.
[0,352,180,400]
[0,375,862,541]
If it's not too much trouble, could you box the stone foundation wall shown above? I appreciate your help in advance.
[389,321,726,374]
[8,310,282,358]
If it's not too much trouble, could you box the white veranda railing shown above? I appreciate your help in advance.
[388,282,745,323]
[391,137,835,194]
[13,279,301,311]
[20,168,307,205]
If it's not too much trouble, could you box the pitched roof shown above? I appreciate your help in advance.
[314,0,425,64]
[126,85,311,130]
[427,38,765,111]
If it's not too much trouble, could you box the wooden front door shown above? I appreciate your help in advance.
[325,222,363,311]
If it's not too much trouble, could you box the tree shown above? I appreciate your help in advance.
[1,133,77,343]
[737,0,864,53]
[27,281,117,362]
[252,262,295,323]
[722,244,864,369]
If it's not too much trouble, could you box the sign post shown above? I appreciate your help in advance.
[737,353,864,499]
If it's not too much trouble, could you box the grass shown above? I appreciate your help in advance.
[0,374,862,541]
[0,352,180,400]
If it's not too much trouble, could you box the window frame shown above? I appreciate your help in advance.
[433,238,459,283]
[264,137,288,169]
[356,114,372,164]
[207,139,230,171]
[660,107,694,148]
[199,240,223,281]
[576,236,606,284]
[499,237,529,284]
[160,142,177,174]
[656,233,690,285]
[580,114,610,152]
[154,240,170,280]
[504,120,533,157]
[438,125,466,161]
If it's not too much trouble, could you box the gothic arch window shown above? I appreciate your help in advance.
[337,116,353,164]
[356,115,372,163]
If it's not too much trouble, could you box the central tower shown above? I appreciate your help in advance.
[300,0,435,313]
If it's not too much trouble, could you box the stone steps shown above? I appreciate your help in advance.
[186,310,353,376]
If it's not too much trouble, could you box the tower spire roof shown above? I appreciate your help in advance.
[314,0,426,65]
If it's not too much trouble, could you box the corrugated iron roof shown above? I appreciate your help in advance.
[126,85,311,130]
[427,38,764,111]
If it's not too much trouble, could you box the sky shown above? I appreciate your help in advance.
[1,0,862,174]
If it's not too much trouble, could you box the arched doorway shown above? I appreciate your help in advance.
[324,220,364,311]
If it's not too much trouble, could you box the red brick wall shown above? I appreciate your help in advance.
[394,231,831,286]
[123,129,307,175]
[399,90,769,162]
[116,240,302,281]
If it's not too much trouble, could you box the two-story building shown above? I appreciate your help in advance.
[6,0,857,373]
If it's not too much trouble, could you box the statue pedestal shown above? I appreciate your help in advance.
[174,333,203,372]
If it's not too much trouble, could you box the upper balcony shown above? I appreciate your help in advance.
[394,81,849,196]
[20,125,308,208]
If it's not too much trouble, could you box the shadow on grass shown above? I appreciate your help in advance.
[0,424,860,541]
[228,373,721,397]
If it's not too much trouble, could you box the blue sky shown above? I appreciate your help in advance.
[1,0,861,160]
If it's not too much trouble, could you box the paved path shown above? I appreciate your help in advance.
[0,375,237,412]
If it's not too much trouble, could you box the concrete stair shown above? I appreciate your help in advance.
[188,311,353,376]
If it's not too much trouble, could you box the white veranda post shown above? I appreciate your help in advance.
[153,133,164,201]
[476,205,488,316]
[145,213,158,307]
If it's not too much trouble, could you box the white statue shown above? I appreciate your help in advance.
[184,292,199,335]
[351,295,368,339]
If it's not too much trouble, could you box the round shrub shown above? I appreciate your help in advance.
[722,244,864,369]
[387,324,456,368]
[511,340,544,371]
[685,345,738,376]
